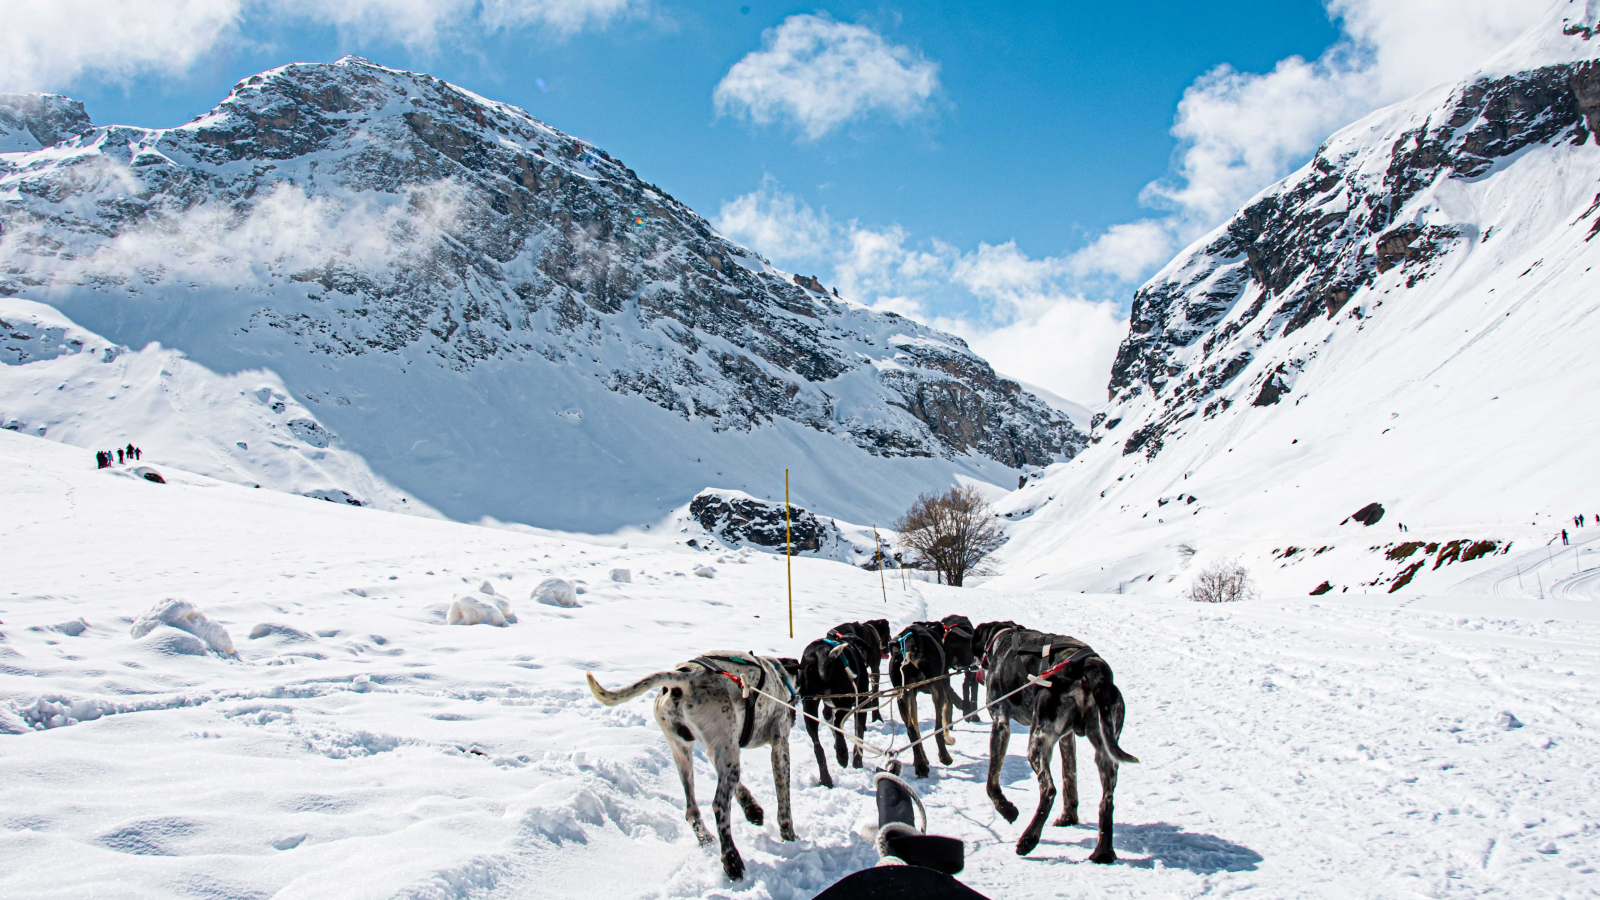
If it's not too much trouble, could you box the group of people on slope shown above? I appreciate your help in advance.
[95,443,144,469]
[1559,513,1597,545]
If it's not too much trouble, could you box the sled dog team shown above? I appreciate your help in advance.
[587,615,1138,881]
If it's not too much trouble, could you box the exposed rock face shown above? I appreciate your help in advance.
[691,489,831,552]
[0,58,1083,529]
[0,94,93,152]
[686,489,900,567]
[1102,57,1600,459]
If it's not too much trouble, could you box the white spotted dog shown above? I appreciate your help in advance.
[587,652,800,881]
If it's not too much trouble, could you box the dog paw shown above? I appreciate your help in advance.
[1015,832,1040,856]
[851,755,863,769]
[693,825,715,847]
[913,764,931,779]
[741,804,764,826]
[996,800,1019,823]
[938,750,954,766]
[1052,812,1079,827]
[722,852,746,881]
[1088,845,1118,865]
[780,825,799,842]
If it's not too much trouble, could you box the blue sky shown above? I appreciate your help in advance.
[3,0,1543,402]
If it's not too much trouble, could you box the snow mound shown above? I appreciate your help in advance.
[446,595,514,627]
[609,568,631,583]
[129,599,237,658]
[531,577,578,608]
[248,623,315,643]
[692,565,716,579]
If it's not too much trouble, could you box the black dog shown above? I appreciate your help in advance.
[982,627,1137,862]
[937,614,979,715]
[798,633,873,787]
[828,619,891,721]
[888,623,958,778]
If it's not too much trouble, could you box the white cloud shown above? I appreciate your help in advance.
[0,0,646,91]
[15,176,469,287]
[713,176,833,260]
[713,14,940,140]
[1136,0,1544,248]
[0,0,245,92]
[714,183,1127,403]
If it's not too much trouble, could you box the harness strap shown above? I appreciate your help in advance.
[692,655,769,747]
[980,626,1019,669]
[1030,647,1099,686]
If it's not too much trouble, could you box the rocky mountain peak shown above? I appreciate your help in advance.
[0,58,1081,529]
[1098,7,1600,461]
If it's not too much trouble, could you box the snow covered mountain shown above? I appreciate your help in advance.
[0,57,1082,531]
[993,1,1600,598]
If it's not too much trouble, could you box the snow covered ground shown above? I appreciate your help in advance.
[2,428,1596,899]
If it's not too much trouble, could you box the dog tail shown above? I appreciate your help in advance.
[586,670,685,706]
[1087,661,1140,764]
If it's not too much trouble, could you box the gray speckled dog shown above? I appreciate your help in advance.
[587,652,799,880]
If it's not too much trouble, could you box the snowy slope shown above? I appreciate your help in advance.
[1,298,433,513]
[2,427,1596,900]
[992,1,1600,599]
[0,57,1082,532]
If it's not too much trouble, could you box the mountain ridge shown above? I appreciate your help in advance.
[0,56,1083,530]
[992,0,1600,599]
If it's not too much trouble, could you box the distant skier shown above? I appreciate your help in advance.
[117,448,124,464]
[94,451,105,469]
[134,447,141,460]
[1562,529,1569,545]
[126,442,135,459]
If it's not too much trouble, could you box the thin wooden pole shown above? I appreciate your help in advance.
[785,469,793,639]
[873,525,887,603]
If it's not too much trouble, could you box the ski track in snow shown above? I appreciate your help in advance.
[1,428,1596,900]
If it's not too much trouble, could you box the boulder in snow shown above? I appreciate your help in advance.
[131,466,165,484]
[532,577,579,608]
[609,568,631,583]
[129,599,237,658]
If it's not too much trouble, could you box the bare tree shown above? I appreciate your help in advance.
[1187,557,1259,603]
[894,485,1005,587]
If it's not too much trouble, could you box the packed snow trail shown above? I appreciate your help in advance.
[0,429,1595,899]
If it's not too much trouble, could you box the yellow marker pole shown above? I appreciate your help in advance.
[785,469,793,639]
[873,525,887,603]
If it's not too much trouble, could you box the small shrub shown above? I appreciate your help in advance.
[1187,558,1259,603]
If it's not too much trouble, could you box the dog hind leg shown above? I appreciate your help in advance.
[986,714,1018,822]
[1088,712,1121,864]
[831,705,850,767]
[1053,732,1079,826]
[803,696,832,788]
[666,732,711,846]
[934,687,954,764]
[852,705,866,769]
[1016,701,1060,856]
[900,692,930,779]
[771,733,798,841]
[710,743,745,880]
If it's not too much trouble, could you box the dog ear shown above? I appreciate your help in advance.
[778,657,800,678]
